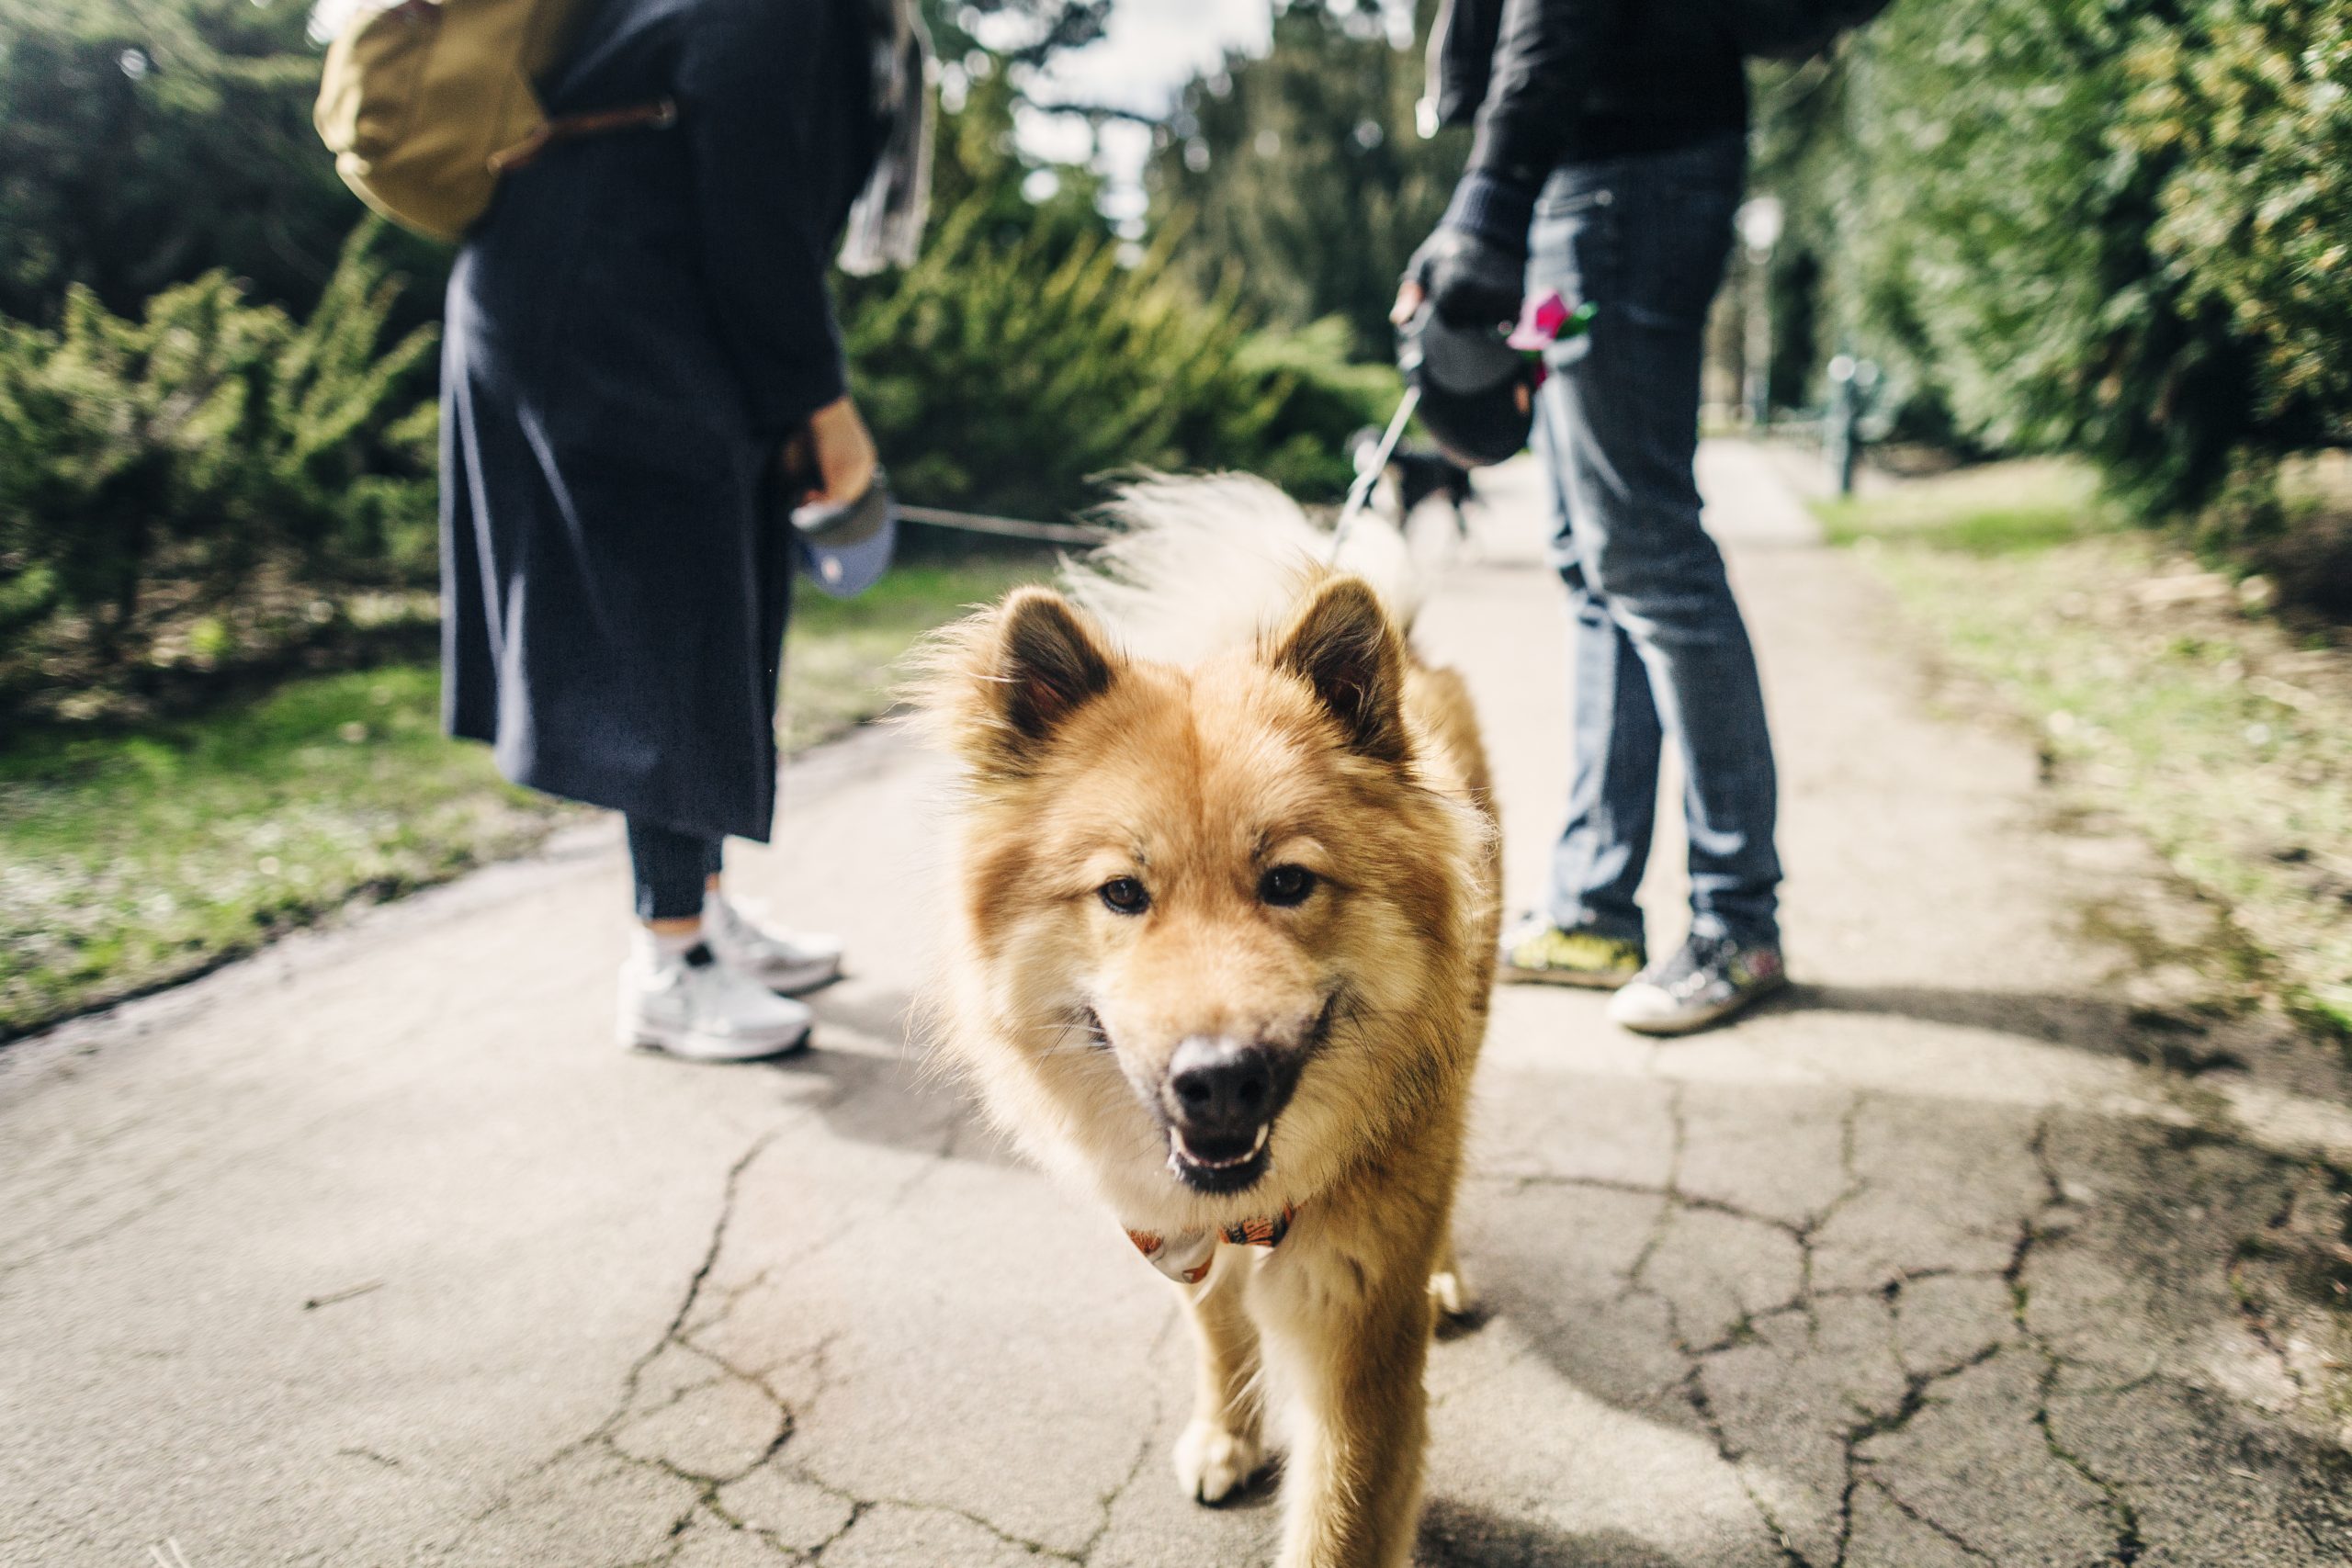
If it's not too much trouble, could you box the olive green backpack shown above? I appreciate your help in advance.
[315,0,669,243]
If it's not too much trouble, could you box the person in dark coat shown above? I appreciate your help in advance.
[440,0,927,1060]
[1398,0,1788,1034]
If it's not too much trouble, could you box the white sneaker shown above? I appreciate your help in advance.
[703,893,843,996]
[1605,931,1788,1037]
[619,942,813,1061]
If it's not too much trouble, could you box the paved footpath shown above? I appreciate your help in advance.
[6,444,2351,1568]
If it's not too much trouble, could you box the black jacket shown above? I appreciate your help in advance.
[1430,0,1747,186]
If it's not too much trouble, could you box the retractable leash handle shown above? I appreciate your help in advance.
[789,476,894,592]
[789,472,892,549]
[1332,291,1594,563]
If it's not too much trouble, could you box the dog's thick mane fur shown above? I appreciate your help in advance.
[907,472,1433,795]
[1063,473,1422,664]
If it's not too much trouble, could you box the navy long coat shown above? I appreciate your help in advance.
[441,0,878,842]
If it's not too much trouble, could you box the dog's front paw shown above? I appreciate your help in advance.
[1429,1266,1476,1321]
[1174,1416,1262,1505]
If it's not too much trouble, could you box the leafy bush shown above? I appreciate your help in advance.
[0,225,436,716]
[845,202,1393,522]
[2121,2,2352,423]
[1758,0,2352,522]
[839,45,1394,524]
[1227,316,1404,498]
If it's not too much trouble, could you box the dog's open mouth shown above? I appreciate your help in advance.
[1166,1121,1274,1193]
[1167,1124,1274,1193]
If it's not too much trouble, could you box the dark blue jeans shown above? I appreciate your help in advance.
[628,816,722,922]
[1526,131,1781,949]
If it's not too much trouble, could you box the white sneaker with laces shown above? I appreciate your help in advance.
[619,942,812,1061]
[703,893,843,996]
[1605,930,1787,1037]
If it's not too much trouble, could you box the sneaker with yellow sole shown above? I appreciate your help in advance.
[1497,913,1646,989]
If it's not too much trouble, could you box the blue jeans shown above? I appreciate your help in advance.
[628,816,722,922]
[1526,132,1781,949]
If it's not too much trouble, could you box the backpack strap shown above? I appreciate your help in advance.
[487,96,678,175]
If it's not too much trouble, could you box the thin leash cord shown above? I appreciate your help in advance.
[894,503,1107,546]
[1329,384,1420,564]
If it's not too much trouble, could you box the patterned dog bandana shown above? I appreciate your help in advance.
[1125,1205,1298,1285]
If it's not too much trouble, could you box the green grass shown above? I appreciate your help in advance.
[0,554,1047,1041]
[777,558,1044,750]
[1820,459,2352,1039]
[1814,457,2111,553]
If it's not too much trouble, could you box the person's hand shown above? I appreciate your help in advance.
[785,394,878,508]
[1395,226,1526,333]
[1390,274,1427,327]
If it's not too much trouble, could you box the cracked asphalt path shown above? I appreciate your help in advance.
[6,444,2350,1567]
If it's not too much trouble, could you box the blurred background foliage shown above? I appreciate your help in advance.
[0,0,406,322]
[1147,0,1463,359]
[0,0,1401,723]
[0,227,438,717]
[839,48,1399,521]
[1752,0,2352,550]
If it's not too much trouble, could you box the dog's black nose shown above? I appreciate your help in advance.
[1164,1036,1275,1141]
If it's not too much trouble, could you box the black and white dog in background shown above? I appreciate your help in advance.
[1348,426,1478,539]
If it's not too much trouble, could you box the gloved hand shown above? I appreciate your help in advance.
[1395,170,1537,332]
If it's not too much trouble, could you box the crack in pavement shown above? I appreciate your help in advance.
[1524,1088,1877,1564]
[335,1446,404,1471]
[2010,1116,2147,1567]
[1629,1084,1820,1566]
[788,1481,1082,1564]
[1669,1355,1812,1568]
[1862,1475,1999,1565]
[1503,1170,1804,1240]
[1463,1070,2350,1567]
[1072,1303,1182,1565]
[448,1107,1057,1567]
[1623,1082,1690,1296]
[725,1297,1186,1566]
[623,1128,788,1434]
[1826,1342,2005,1566]
[548,1089,1092,1567]
[446,1126,792,1561]
[1490,1089,2174,1568]
[1697,1108,2150,1568]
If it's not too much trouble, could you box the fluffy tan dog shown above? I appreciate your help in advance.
[917,477,1499,1567]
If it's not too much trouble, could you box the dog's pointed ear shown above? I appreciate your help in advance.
[1271,576,1409,764]
[989,587,1118,749]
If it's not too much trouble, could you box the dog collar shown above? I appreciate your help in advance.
[1124,1204,1297,1285]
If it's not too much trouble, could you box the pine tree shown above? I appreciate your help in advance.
[0,0,368,321]
[0,224,435,698]
[1148,0,1466,360]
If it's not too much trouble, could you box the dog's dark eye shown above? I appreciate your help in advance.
[1259,865,1316,907]
[1099,877,1150,915]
